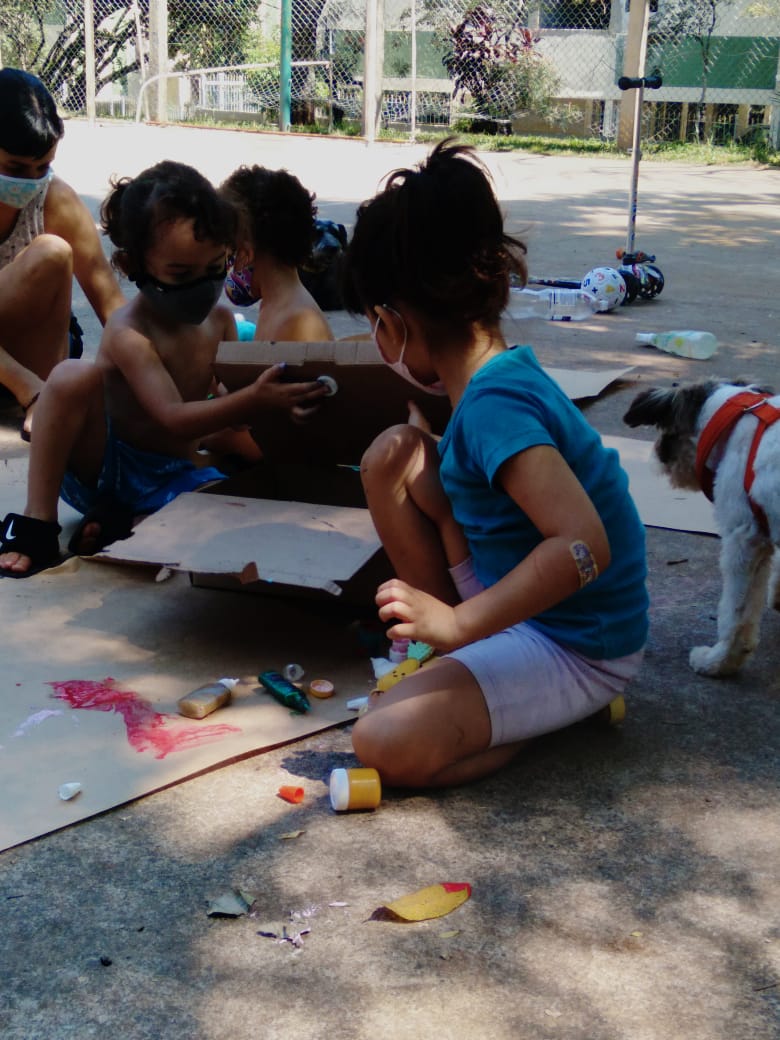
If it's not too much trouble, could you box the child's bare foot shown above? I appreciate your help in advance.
[66,500,137,557]
[0,513,62,578]
[71,519,104,556]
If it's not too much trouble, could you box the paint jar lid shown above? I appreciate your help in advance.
[329,768,350,811]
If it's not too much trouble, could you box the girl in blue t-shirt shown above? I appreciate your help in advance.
[340,139,648,789]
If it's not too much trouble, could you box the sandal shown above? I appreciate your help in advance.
[0,513,62,578]
[67,496,135,556]
[20,391,40,444]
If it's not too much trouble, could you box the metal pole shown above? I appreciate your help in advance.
[363,0,384,142]
[617,0,648,151]
[148,0,168,124]
[410,0,417,141]
[280,0,292,131]
[83,0,96,123]
[625,81,644,255]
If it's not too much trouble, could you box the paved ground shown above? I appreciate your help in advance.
[0,123,778,1040]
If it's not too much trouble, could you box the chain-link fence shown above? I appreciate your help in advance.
[2,0,779,148]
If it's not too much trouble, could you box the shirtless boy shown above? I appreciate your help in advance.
[0,160,327,577]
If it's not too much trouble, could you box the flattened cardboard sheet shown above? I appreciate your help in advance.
[0,561,372,852]
[546,366,635,402]
[97,492,382,594]
[603,435,717,535]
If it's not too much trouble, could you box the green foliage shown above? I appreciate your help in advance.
[439,4,560,120]
[244,26,281,103]
[169,0,257,71]
[0,0,56,70]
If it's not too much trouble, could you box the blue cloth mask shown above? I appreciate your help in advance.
[0,168,53,210]
[136,272,226,326]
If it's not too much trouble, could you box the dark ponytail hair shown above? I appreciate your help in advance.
[341,138,526,331]
[0,68,64,158]
[100,160,237,280]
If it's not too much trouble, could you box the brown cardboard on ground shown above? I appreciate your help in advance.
[0,557,374,852]
[603,435,716,536]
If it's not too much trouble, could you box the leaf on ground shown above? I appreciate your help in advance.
[369,882,471,923]
[206,888,256,917]
[280,830,305,840]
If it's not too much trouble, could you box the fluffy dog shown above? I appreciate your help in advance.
[624,379,780,677]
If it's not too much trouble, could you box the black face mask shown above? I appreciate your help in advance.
[135,272,226,325]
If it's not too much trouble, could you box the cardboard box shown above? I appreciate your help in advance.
[97,341,639,603]
[214,339,452,465]
[97,341,454,604]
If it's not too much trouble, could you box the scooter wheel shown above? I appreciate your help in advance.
[645,264,664,296]
[619,270,641,303]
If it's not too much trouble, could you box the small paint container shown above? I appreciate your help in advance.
[329,767,382,812]
[308,678,335,699]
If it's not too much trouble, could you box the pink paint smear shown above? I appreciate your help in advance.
[49,678,241,760]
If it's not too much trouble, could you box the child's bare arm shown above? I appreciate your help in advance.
[376,445,611,651]
[107,324,328,441]
[44,178,125,324]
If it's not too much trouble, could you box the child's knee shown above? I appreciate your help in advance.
[27,234,73,280]
[360,423,426,487]
[352,709,433,787]
[46,358,102,400]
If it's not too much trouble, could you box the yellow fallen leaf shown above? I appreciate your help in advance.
[370,882,471,922]
[280,830,305,840]
[440,929,460,939]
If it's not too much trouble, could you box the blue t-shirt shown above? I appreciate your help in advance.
[438,346,648,659]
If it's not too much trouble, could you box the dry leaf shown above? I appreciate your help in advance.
[280,830,305,840]
[369,882,471,922]
[206,888,256,917]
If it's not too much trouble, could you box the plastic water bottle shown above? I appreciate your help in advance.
[505,287,602,321]
[636,330,718,360]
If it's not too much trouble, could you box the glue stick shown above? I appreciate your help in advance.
[329,767,382,811]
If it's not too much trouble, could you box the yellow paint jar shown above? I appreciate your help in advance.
[329,767,382,811]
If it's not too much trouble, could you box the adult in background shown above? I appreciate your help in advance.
[0,67,124,440]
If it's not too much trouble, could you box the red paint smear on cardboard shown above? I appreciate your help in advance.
[49,677,240,760]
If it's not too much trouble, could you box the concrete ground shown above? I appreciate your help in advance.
[1,123,778,1040]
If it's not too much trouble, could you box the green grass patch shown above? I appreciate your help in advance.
[154,114,779,167]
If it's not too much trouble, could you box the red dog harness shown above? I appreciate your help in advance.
[694,390,780,536]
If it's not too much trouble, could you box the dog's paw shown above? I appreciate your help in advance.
[689,644,741,677]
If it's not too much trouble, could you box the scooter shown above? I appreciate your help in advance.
[614,67,664,301]
[524,68,665,305]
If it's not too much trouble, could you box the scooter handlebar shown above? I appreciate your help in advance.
[618,71,663,91]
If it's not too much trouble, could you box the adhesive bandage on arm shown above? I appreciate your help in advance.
[569,540,599,587]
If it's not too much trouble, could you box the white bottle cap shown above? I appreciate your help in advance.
[635,332,654,344]
[216,678,240,691]
[329,768,350,811]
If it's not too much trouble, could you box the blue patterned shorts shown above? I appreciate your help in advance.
[60,428,225,517]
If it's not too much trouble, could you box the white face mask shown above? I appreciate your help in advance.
[0,167,53,210]
[372,306,447,396]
